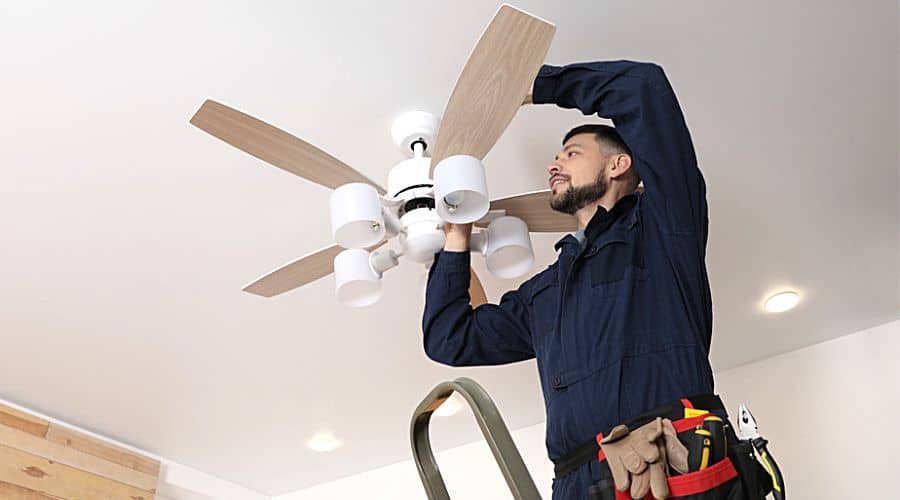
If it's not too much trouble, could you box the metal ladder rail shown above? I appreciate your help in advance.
[410,377,542,500]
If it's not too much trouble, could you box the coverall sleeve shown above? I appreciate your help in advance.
[422,250,535,367]
[533,60,707,236]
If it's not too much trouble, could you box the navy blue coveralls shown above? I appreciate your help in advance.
[423,61,714,499]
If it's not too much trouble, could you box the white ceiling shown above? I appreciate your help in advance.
[1,0,897,496]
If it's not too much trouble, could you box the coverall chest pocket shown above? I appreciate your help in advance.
[527,270,559,339]
[587,235,645,297]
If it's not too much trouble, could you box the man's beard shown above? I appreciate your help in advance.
[550,175,609,215]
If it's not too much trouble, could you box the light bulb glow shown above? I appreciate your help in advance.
[764,291,800,313]
[307,433,341,452]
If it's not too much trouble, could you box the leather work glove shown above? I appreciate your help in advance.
[600,417,689,499]
[662,418,689,474]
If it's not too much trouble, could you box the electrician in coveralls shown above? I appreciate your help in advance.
[422,60,736,500]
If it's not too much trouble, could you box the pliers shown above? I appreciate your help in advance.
[738,404,786,500]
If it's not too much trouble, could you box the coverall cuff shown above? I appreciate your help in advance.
[532,64,563,105]
[432,250,471,273]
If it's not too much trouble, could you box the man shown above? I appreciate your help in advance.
[423,60,718,499]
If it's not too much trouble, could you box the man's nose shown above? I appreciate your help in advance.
[548,163,560,175]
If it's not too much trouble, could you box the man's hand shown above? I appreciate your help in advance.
[443,222,473,252]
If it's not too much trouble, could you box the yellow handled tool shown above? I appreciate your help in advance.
[738,404,786,500]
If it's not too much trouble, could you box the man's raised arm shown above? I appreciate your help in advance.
[533,60,707,237]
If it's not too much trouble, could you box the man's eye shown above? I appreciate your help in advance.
[568,151,577,157]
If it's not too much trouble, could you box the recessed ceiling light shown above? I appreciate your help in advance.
[764,291,800,313]
[434,394,464,417]
[307,432,341,452]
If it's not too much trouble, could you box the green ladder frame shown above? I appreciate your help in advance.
[410,377,542,500]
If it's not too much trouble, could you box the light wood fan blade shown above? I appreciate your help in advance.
[429,5,555,175]
[191,99,385,194]
[243,242,386,298]
[479,190,578,233]
[469,269,488,308]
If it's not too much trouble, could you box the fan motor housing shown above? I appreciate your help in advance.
[387,157,432,201]
[386,156,446,263]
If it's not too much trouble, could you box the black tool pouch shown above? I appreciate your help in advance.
[727,439,773,500]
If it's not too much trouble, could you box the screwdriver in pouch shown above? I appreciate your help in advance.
[687,416,727,471]
[686,428,711,471]
[704,417,727,464]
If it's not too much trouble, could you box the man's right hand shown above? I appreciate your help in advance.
[443,222,473,252]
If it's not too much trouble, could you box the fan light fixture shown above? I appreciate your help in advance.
[433,155,490,224]
[470,216,535,279]
[330,183,385,249]
[333,248,399,307]
[764,291,800,313]
[190,5,565,306]
[401,208,447,263]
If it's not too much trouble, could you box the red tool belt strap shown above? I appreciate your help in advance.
[610,458,738,500]
[552,394,726,479]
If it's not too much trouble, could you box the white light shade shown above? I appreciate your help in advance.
[483,216,534,279]
[400,208,445,263]
[764,291,800,313]
[334,248,382,307]
[307,432,341,452]
[330,183,385,248]
[433,155,489,224]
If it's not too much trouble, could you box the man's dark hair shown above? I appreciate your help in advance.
[564,124,640,189]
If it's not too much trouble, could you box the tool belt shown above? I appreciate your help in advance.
[553,394,774,500]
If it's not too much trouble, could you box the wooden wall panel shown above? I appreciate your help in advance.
[0,445,153,499]
[45,424,161,477]
[0,404,49,438]
[0,424,157,491]
[0,480,63,499]
[0,402,159,499]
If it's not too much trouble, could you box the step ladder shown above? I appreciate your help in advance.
[410,377,542,500]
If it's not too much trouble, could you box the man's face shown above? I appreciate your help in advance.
[548,133,609,214]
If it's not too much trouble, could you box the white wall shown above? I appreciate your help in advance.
[276,423,554,499]
[279,319,900,500]
[714,319,900,499]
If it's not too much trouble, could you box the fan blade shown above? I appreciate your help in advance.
[479,190,578,233]
[429,5,555,175]
[191,99,385,194]
[243,242,386,298]
[469,268,488,308]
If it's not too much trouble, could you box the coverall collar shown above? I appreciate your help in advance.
[554,192,640,252]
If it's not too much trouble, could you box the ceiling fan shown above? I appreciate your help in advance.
[189,4,577,307]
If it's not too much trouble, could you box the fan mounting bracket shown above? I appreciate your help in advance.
[391,111,439,158]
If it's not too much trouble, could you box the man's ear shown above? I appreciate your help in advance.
[608,154,633,179]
